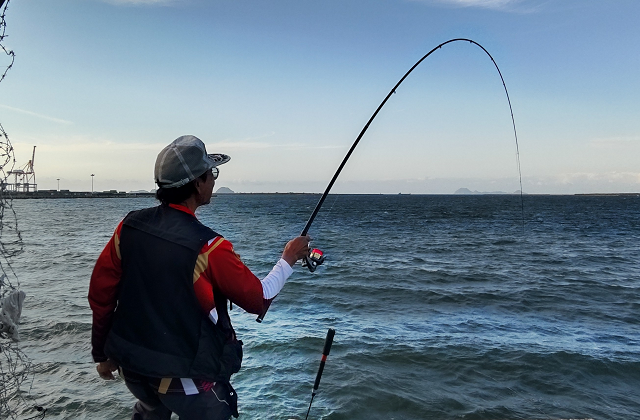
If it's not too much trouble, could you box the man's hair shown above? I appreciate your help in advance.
[156,171,209,205]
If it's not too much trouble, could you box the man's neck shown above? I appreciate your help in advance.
[179,196,199,214]
[169,203,197,217]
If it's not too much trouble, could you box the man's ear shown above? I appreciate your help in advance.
[194,178,204,194]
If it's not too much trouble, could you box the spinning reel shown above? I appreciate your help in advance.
[302,248,325,272]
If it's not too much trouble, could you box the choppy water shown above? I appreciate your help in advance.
[7,194,640,419]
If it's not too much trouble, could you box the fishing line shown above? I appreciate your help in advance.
[258,38,524,323]
[312,193,341,235]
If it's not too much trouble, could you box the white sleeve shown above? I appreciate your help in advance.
[261,258,294,300]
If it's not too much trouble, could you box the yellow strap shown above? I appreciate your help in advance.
[114,231,121,260]
[158,377,172,394]
[193,237,225,283]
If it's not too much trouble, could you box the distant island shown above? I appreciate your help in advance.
[215,187,235,194]
[454,188,520,195]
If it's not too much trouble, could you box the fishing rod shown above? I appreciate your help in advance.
[304,328,335,420]
[257,38,523,323]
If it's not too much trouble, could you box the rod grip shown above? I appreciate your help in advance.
[256,298,273,323]
[313,328,335,391]
[322,328,335,356]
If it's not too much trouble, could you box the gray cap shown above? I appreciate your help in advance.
[155,135,230,188]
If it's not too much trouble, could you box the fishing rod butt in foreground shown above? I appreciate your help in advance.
[305,328,336,420]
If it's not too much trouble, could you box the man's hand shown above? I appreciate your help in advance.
[96,359,119,380]
[282,235,311,267]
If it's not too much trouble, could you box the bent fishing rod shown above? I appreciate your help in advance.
[257,38,523,323]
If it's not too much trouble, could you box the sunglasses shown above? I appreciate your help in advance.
[211,167,219,180]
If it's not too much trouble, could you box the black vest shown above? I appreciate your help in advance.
[104,205,241,381]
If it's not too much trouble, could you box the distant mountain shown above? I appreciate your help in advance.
[455,188,477,194]
[216,187,235,194]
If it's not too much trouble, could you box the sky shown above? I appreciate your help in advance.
[0,0,638,194]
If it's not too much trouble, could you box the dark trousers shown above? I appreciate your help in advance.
[124,377,234,420]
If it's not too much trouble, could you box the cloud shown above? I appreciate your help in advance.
[209,133,346,151]
[410,0,538,12]
[101,0,180,5]
[0,104,72,125]
[441,0,516,8]
[589,135,640,147]
[211,140,345,151]
[520,172,640,194]
[555,171,640,184]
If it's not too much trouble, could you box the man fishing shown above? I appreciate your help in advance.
[88,135,311,420]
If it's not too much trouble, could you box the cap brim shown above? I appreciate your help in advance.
[207,153,231,167]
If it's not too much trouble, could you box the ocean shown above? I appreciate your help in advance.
[5,194,640,419]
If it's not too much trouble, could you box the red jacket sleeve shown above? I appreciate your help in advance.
[88,222,123,362]
[194,237,265,315]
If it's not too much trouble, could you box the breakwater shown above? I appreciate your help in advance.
[3,190,156,199]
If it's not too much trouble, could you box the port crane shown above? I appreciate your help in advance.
[6,146,37,192]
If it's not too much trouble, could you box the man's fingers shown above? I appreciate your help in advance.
[97,361,118,380]
[282,235,315,265]
[101,370,115,380]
